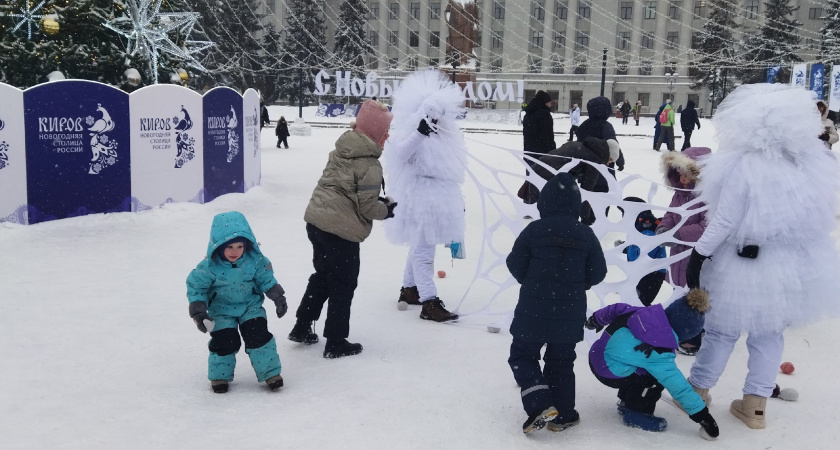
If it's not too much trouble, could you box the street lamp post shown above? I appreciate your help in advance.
[665,72,678,102]
[298,51,306,120]
[451,59,460,84]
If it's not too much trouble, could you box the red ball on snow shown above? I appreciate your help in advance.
[437,270,446,278]
[780,362,795,375]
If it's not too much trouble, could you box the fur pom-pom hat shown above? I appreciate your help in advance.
[351,99,393,146]
[665,289,710,342]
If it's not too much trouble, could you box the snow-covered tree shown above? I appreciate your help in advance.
[333,0,372,78]
[738,0,802,84]
[820,0,840,99]
[278,0,327,105]
[690,0,739,106]
[0,0,128,88]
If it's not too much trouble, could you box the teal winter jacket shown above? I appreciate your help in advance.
[186,212,279,322]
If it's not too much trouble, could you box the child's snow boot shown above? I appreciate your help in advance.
[730,394,767,429]
[622,408,668,432]
[419,298,459,322]
[522,406,559,434]
[211,380,229,394]
[323,339,363,359]
[266,375,284,391]
[546,410,580,432]
[398,286,422,310]
[616,400,627,415]
[288,320,319,344]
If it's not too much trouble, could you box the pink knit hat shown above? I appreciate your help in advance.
[352,100,393,146]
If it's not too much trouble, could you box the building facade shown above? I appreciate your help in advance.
[266,0,827,115]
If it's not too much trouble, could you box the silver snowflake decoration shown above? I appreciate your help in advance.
[103,0,215,84]
[9,0,46,40]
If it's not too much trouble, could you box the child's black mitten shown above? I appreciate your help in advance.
[584,315,604,332]
[266,284,288,318]
[689,407,719,438]
[189,301,214,333]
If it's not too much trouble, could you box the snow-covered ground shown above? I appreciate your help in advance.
[2,110,837,449]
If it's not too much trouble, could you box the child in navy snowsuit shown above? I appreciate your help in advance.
[618,197,667,306]
[586,290,719,438]
[506,172,608,434]
[186,211,288,393]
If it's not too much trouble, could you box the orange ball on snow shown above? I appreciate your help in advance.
[780,362,795,375]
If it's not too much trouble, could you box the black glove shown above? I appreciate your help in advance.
[617,165,624,171]
[584,315,604,332]
[417,118,438,136]
[385,201,398,219]
[820,132,830,141]
[685,249,708,290]
[265,284,288,318]
[689,407,720,438]
[189,301,214,333]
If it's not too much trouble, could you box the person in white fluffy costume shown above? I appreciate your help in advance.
[684,84,840,429]
[382,69,467,322]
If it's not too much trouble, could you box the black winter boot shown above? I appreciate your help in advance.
[211,380,229,394]
[288,320,319,344]
[323,339,363,359]
[266,375,284,391]
[398,286,422,306]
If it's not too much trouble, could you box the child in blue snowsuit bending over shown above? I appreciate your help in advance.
[506,172,608,434]
[186,211,288,393]
[586,290,719,439]
[617,197,667,306]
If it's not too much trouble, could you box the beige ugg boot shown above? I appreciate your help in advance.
[730,394,767,429]
[693,385,712,406]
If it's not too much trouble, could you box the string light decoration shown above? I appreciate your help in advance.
[103,0,214,84]
[9,0,46,40]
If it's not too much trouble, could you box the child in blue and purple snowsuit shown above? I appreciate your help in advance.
[585,290,719,438]
[506,172,608,434]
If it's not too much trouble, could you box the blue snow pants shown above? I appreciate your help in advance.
[508,338,577,422]
[207,314,281,382]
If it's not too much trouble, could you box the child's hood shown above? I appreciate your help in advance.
[626,305,678,349]
[660,147,710,188]
[537,172,581,218]
[206,211,261,259]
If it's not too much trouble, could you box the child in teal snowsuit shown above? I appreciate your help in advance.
[186,211,288,393]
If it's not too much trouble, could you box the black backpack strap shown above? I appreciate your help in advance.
[604,312,633,336]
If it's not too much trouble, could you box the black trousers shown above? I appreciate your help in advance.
[591,360,665,415]
[276,137,288,148]
[568,125,579,141]
[296,223,360,340]
[681,129,693,150]
[508,339,577,420]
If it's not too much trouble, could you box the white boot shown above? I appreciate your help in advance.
[730,394,767,429]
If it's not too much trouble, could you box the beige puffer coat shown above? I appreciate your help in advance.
[304,130,390,242]
[817,100,839,149]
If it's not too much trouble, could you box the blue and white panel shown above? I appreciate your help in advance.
[242,88,261,192]
[0,83,27,223]
[23,80,131,224]
[202,87,244,203]
[129,84,204,209]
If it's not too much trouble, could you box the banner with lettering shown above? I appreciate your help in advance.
[0,83,28,223]
[315,103,359,118]
[766,65,781,83]
[202,87,244,203]
[811,63,825,99]
[129,84,204,209]
[829,65,840,112]
[242,89,261,192]
[23,81,131,224]
[791,64,807,87]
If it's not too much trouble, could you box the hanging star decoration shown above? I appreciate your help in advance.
[103,0,215,84]
[9,0,47,40]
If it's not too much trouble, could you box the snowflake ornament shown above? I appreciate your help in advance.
[103,0,215,84]
[9,0,46,40]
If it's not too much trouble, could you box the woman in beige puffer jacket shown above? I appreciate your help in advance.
[291,100,396,359]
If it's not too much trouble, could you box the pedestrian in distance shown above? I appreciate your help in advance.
[654,100,676,151]
[275,116,290,149]
[679,100,701,151]
[568,103,581,141]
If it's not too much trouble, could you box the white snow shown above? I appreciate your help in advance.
[2,109,837,449]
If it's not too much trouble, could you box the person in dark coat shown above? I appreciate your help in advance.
[531,137,610,223]
[520,90,556,204]
[652,102,667,150]
[679,100,701,151]
[506,172,608,434]
[585,291,719,437]
[576,96,623,224]
[260,103,270,129]
[620,100,632,125]
[275,116,290,149]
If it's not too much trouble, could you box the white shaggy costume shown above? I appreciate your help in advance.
[382,69,468,302]
[687,84,840,399]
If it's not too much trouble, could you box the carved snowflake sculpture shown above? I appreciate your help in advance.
[103,0,214,84]
[9,0,46,40]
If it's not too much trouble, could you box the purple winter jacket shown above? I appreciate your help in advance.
[657,147,710,287]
